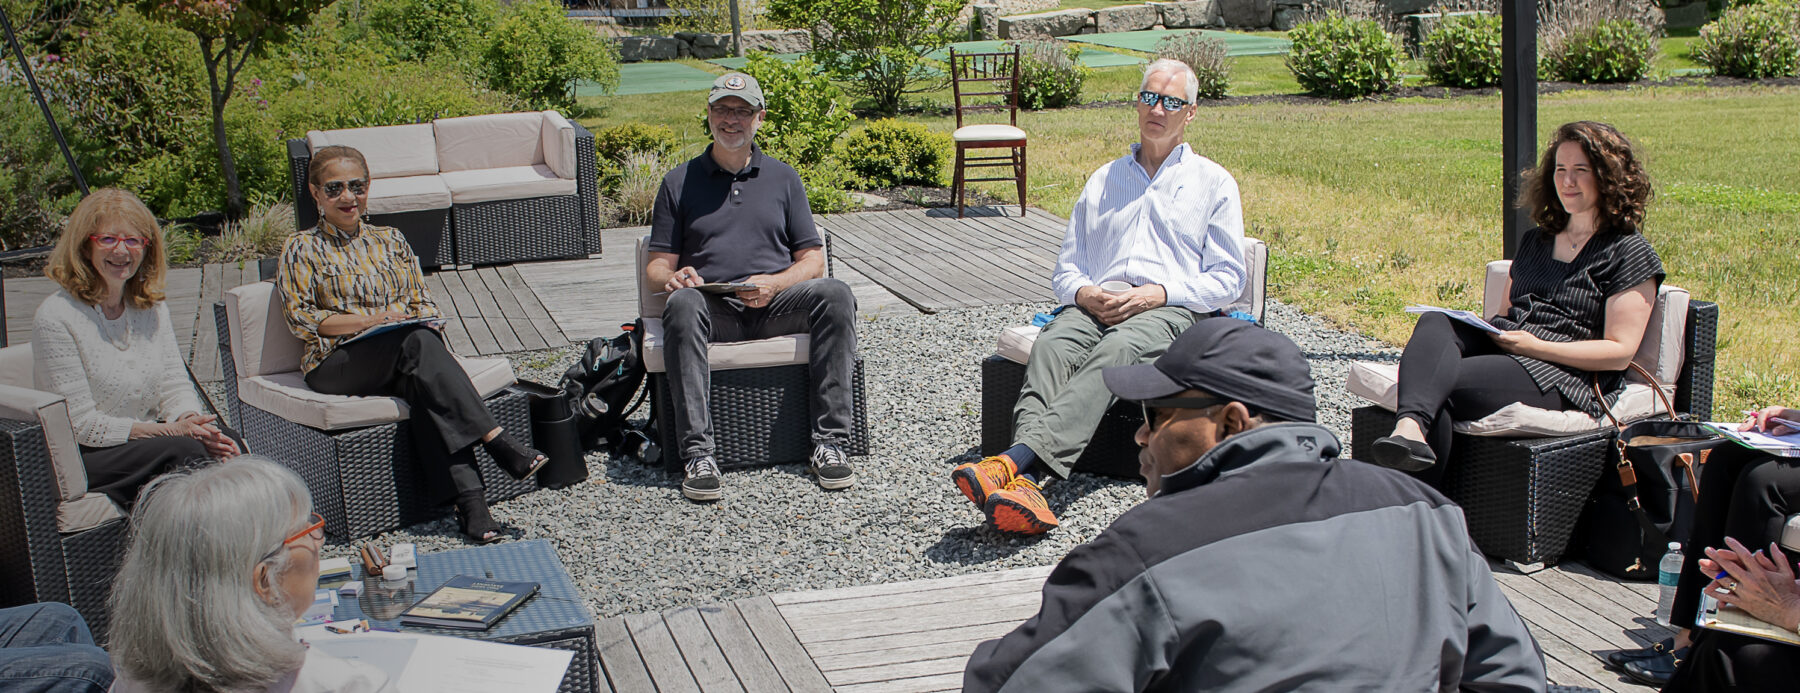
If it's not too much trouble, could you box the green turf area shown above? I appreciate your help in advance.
[590,61,722,96]
[1065,29,1292,56]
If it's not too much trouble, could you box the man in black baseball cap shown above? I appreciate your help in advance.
[965,318,1546,692]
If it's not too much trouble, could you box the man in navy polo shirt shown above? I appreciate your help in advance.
[646,72,859,502]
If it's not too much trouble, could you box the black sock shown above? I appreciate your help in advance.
[1003,443,1039,472]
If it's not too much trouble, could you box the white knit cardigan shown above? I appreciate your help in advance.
[31,289,205,448]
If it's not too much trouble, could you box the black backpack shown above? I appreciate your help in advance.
[559,322,647,451]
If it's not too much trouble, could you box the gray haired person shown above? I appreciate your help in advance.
[108,457,392,692]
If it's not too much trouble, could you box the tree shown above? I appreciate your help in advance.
[766,0,962,115]
[137,0,332,218]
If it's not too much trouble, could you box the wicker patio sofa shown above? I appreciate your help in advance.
[214,282,540,540]
[978,237,1269,478]
[633,235,870,470]
[288,110,601,268]
[0,343,131,639]
[1346,260,1717,567]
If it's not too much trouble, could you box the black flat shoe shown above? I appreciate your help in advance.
[484,433,549,481]
[1606,637,1674,668]
[1620,646,1686,687]
[454,493,505,545]
[1369,435,1437,472]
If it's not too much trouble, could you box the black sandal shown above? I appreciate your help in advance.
[454,492,505,545]
[484,432,549,481]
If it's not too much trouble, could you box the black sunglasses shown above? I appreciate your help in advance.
[1140,396,1227,431]
[318,178,368,198]
[1137,90,1191,112]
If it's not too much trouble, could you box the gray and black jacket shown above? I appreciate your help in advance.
[964,423,1547,692]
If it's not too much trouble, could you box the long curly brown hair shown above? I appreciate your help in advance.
[1516,121,1652,235]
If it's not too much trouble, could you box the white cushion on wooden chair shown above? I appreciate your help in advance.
[1346,361,1663,437]
[0,379,124,533]
[237,356,514,431]
[638,318,810,373]
[953,124,1026,142]
[307,123,440,179]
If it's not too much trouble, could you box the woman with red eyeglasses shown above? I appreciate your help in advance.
[31,188,241,511]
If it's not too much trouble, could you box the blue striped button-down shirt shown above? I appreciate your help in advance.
[1053,142,1246,313]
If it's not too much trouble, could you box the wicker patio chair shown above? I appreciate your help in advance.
[214,282,539,540]
[634,235,870,470]
[0,343,131,640]
[1347,261,1718,567]
[979,237,1269,478]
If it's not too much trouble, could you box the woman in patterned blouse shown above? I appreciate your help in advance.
[32,188,241,510]
[1370,121,1664,480]
[277,145,545,544]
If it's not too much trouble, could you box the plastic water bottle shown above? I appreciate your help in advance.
[1655,542,1683,627]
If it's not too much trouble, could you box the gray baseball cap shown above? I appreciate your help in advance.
[708,72,765,110]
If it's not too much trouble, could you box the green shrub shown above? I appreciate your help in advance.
[1010,39,1088,109]
[766,0,964,115]
[480,0,619,110]
[209,201,294,261]
[162,224,204,265]
[836,119,949,189]
[117,101,288,220]
[1285,13,1404,98]
[740,51,853,167]
[594,123,682,193]
[1153,32,1231,99]
[1693,1,1800,78]
[614,151,671,225]
[0,86,86,249]
[364,0,500,66]
[267,60,518,136]
[1541,18,1657,83]
[797,159,856,214]
[51,7,206,166]
[1420,12,1502,88]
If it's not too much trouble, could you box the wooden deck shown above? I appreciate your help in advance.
[822,207,1063,313]
[594,560,1665,692]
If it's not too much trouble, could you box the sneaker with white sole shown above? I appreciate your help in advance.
[682,455,722,501]
[809,444,855,490]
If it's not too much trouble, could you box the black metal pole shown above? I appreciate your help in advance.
[1500,0,1536,260]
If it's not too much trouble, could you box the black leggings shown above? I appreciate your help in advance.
[1395,312,1567,481]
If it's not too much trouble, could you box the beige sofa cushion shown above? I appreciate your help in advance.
[996,325,1038,365]
[439,165,578,204]
[0,382,88,504]
[638,318,810,374]
[307,124,440,179]
[366,174,452,215]
[434,111,549,173]
[541,111,577,180]
[0,342,34,389]
[238,356,515,431]
[224,282,305,378]
[637,236,668,319]
[58,492,126,534]
[1345,361,1663,437]
[1482,260,1689,395]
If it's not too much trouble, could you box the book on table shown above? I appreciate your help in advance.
[398,575,539,630]
[1696,594,1800,647]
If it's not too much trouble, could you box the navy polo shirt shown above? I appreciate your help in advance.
[648,144,820,284]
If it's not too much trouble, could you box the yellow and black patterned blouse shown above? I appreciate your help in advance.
[277,220,440,373]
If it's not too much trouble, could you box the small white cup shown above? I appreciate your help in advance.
[1099,280,1132,294]
[381,564,408,582]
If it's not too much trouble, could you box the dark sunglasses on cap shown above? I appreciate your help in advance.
[318,178,369,198]
[1140,395,1227,431]
[1137,90,1191,112]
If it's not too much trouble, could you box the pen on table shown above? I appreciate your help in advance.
[1739,410,1800,430]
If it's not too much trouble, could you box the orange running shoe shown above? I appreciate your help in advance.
[985,477,1059,535]
[951,454,1018,509]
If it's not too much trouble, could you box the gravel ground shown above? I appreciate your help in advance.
[207,299,1401,619]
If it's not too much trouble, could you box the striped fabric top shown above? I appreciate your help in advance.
[1490,228,1664,416]
[277,221,440,373]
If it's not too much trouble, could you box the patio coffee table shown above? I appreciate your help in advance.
[331,539,598,693]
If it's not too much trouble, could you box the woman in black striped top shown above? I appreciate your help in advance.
[1371,121,1664,480]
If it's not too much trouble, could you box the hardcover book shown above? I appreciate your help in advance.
[399,575,538,630]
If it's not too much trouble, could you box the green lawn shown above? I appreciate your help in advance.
[582,71,1799,415]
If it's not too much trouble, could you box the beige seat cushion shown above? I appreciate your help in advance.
[1346,361,1663,437]
[0,342,33,389]
[434,111,550,173]
[996,325,1039,365]
[308,124,440,179]
[223,282,305,378]
[540,111,577,180]
[439,165,578,204]
[365,174,452,215]
[953,124,1026,142]
[637,236,668,319]
[638,318,810,374]
[0,380,123,533]
[238,356,515,431]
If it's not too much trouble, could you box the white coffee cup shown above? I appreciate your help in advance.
[1099,280,1132,294]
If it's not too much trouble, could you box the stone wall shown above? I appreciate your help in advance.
[613,29,811,62]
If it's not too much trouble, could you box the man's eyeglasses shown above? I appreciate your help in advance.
[1136,90,1190,112]
[1140,396,1226,431]
[89,235,146,250]
[708,104,758,120]
[262,512,325,561]
[318,178,368,199]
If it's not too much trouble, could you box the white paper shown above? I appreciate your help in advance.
[1703,422,1800,457]
[1404,304,1503,334]
[302,632,572,693]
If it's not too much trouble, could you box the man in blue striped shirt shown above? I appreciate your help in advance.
[953,58,1248,535]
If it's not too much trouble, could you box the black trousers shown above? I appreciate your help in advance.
[1395,312,1567,483]
[81,424,243,510]
[1669,445,1800,631]
[305,325,497,501]
[1663,631,1800,692]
